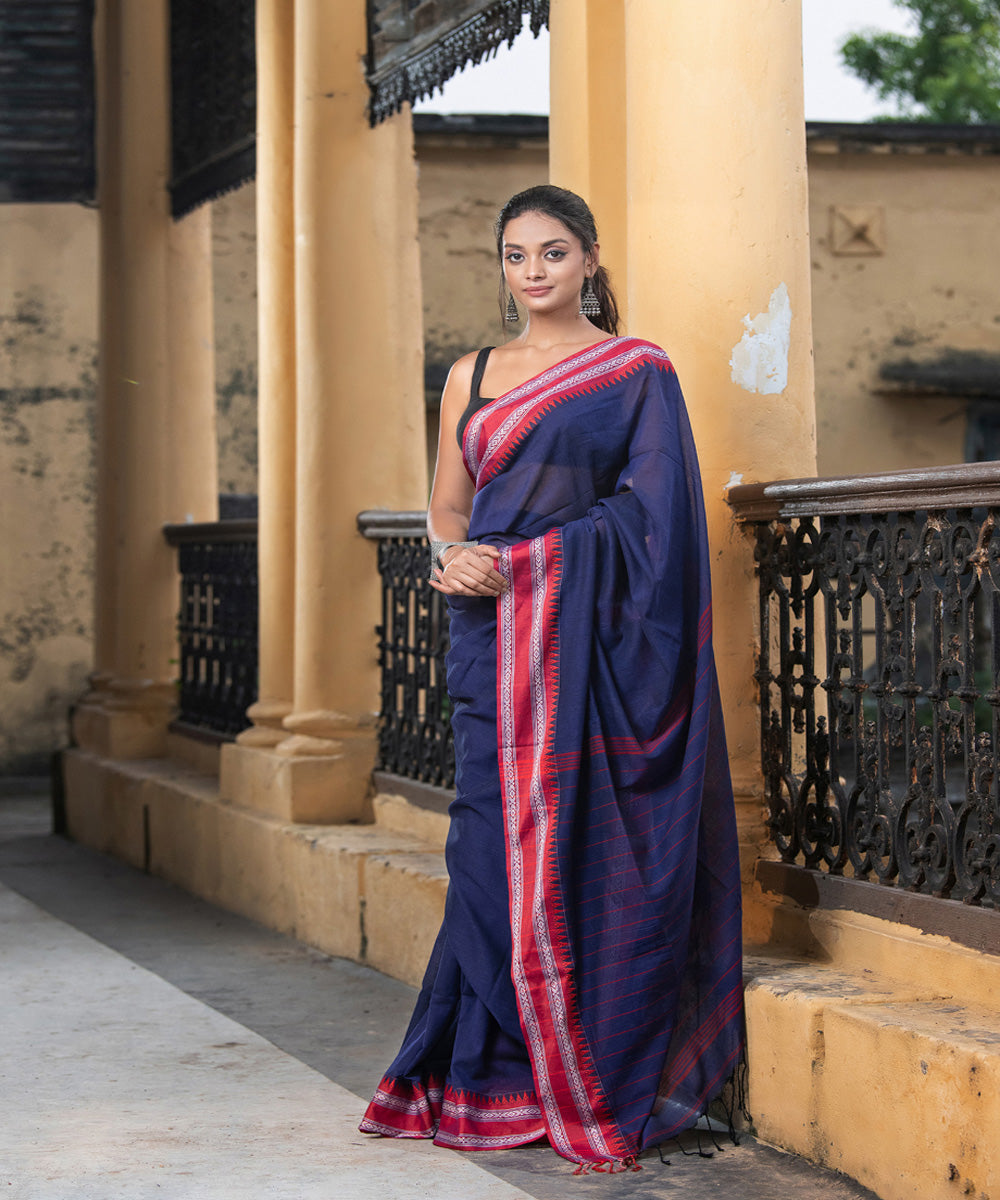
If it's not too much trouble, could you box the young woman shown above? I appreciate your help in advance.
[360,186,744,1171]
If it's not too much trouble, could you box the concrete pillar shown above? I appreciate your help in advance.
[73,0,217,760]
[86,0,123,718]
[548,0,628,316]
[623,0,817,868]
[595,1,816,872]
[221,0,427,822]
[236,0,297,749]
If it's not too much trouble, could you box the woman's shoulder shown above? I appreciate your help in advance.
[439,348,488,421]
[447,348,481,384]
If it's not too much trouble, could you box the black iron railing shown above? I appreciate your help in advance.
[730,464,1000,908]
[357,511,454,789]
[163,520,258,739]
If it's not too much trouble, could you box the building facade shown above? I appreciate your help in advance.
[1,4,998,1196]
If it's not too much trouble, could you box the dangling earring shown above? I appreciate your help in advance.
[580,276,601,317]
[505,290,519,323]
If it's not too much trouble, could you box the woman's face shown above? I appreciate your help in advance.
[501,211,594,320]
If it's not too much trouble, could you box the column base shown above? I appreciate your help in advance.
[732,772,769,887]
[236,698,294,748]
[219,734,376,824]
[72,679,175,760]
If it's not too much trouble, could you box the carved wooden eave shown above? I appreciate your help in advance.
[367,0,548,126]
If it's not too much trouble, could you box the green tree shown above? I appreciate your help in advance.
[841,0,1000,122]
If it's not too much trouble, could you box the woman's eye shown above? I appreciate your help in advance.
[546,250,566,260]
[505,252,523,263]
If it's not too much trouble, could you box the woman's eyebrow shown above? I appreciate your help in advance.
[504,239,571,250]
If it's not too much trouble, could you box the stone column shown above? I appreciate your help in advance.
[221,0,427,823]
[548,0,628,316]
[73,0,217,760]
[84,0,123,721]
[620,0,818,873]
[236,0,297,749]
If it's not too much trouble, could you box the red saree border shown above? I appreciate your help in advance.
[359,1074,546,1150]
[465,337,672,486]
[496,530,635,1166]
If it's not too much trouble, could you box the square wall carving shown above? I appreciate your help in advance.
[829,205,886,256]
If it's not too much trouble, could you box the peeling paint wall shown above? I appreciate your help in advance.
[730,283,792,397]
[808,150,1000,476]
[0,205,98,774]
[212,182,258,496]
[0,191,259,775]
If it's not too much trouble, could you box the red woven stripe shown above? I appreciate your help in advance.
[359,1076,548,1150]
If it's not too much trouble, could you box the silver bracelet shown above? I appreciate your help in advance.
[429,539,478,576]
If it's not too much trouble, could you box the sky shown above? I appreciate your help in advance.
[413,1,917,122]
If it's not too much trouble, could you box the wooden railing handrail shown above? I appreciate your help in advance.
[163,519,258,545]
[727,460,1000,522]
[356,510,428,539]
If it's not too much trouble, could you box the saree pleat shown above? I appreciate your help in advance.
[361,338,744,1165]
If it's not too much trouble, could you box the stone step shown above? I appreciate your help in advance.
[372,789,449,850]
[63,749,448,988]
[745,952,1000,1200]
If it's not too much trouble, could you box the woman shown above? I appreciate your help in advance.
[360,186,744,1170]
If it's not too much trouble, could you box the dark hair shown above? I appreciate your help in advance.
[494,185,621,336]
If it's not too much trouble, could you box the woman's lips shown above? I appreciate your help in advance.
[524,286,553,296]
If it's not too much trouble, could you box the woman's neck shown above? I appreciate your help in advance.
[515,312,605,350]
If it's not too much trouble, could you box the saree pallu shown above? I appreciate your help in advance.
[360,337,744,1167]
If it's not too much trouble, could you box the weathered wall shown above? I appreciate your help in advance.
[0,205,98,774]
[808,143,1000,477]
[212,182,259,496]
[0,189,259,774]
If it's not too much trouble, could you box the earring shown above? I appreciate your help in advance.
[505,291,519,323]
[580,276,601,317]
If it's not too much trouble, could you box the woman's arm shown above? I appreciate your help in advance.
[428,354,503,597]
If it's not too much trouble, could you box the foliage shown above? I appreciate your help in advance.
[840,0,1000,122]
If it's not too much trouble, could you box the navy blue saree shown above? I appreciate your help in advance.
[360,338,744,1168]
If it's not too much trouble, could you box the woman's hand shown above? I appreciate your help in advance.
[430,544,504,597]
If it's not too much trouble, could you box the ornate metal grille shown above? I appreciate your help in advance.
[169,0,256,217]
[367,0,548,126]
[730,465,1000,908]
[357,511,454,788]
[163,520,258,739]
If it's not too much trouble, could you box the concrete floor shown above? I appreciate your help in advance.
[0,789,879,1200]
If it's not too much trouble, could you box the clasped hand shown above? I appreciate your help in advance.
[430,544,505,597]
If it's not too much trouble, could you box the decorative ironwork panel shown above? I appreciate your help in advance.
[165,522,258,739]
[367,0,548,125]
[0,0,95,203]
[170,0,256,217]
[358,511,454,787]
[752,505,1000,907]
[376,535,454,787]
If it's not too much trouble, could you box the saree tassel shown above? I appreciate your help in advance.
[571,1157,642,1175]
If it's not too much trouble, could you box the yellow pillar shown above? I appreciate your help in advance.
[237,0,297,749]
[621,0,817,869]
[73,0,217,760]
[86,0,123,719]
[548,0,628,315]
[222,0,427,822]
[551,0,819,870]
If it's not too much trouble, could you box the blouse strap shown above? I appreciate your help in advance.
[470,346,494,402]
